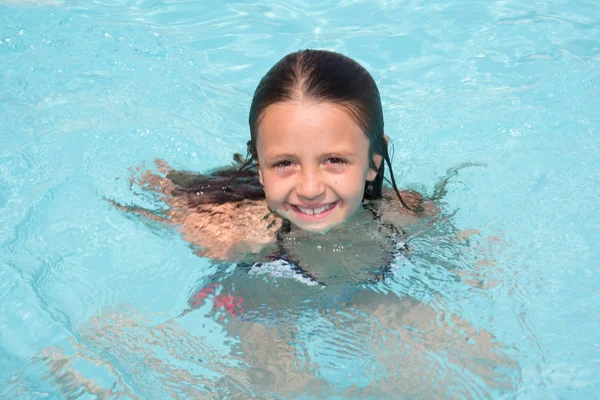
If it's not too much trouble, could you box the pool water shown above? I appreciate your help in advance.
[1,0,599,398]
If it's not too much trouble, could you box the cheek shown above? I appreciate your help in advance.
[333,170,367,197]
[261,175,286,203]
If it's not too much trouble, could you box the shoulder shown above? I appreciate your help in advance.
[369,188,439,229]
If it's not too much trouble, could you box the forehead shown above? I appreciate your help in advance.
[256,101,369,156]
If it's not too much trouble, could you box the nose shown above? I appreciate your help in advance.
[296,168,325,201]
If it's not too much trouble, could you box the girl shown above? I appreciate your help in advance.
[118,50,515,396]
[139,49,435,262]
[126,49,436,312]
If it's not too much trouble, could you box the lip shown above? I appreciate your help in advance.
[289,201,338,222]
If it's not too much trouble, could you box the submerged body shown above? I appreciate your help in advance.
[112,161,519,396]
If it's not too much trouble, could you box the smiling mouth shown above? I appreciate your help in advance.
[290,202,338,219]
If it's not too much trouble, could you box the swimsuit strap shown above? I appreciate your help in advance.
[362,202,410,281]
[362,202,406,238]
[273,219,327,286]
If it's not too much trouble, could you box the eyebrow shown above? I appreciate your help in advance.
[263,153,297,161]
[264,152,356,160]
[322,152,355,158]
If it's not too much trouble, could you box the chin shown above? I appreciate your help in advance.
[289,219,341,234]
[273,205,348,233]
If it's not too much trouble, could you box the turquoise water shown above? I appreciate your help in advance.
[1,0,599,398]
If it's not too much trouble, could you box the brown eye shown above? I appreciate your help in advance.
[325,157,347,165]
[273,160,293,169]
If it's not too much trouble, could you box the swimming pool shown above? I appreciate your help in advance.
[1,0,599,398]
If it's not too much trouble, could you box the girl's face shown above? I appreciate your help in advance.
[256,101,381,233]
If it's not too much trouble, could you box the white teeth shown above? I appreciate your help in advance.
[297,203,333,215]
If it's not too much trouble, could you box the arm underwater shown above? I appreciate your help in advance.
[110,155,483,260]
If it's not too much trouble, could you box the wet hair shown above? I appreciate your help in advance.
[168,49,415,210]
[247,49,412,207]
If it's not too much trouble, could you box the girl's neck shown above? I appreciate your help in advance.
[276,203,399,286]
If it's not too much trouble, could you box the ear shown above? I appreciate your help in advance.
[367,153,383,181]
[366,135,388,181]
[258,167,264,186]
